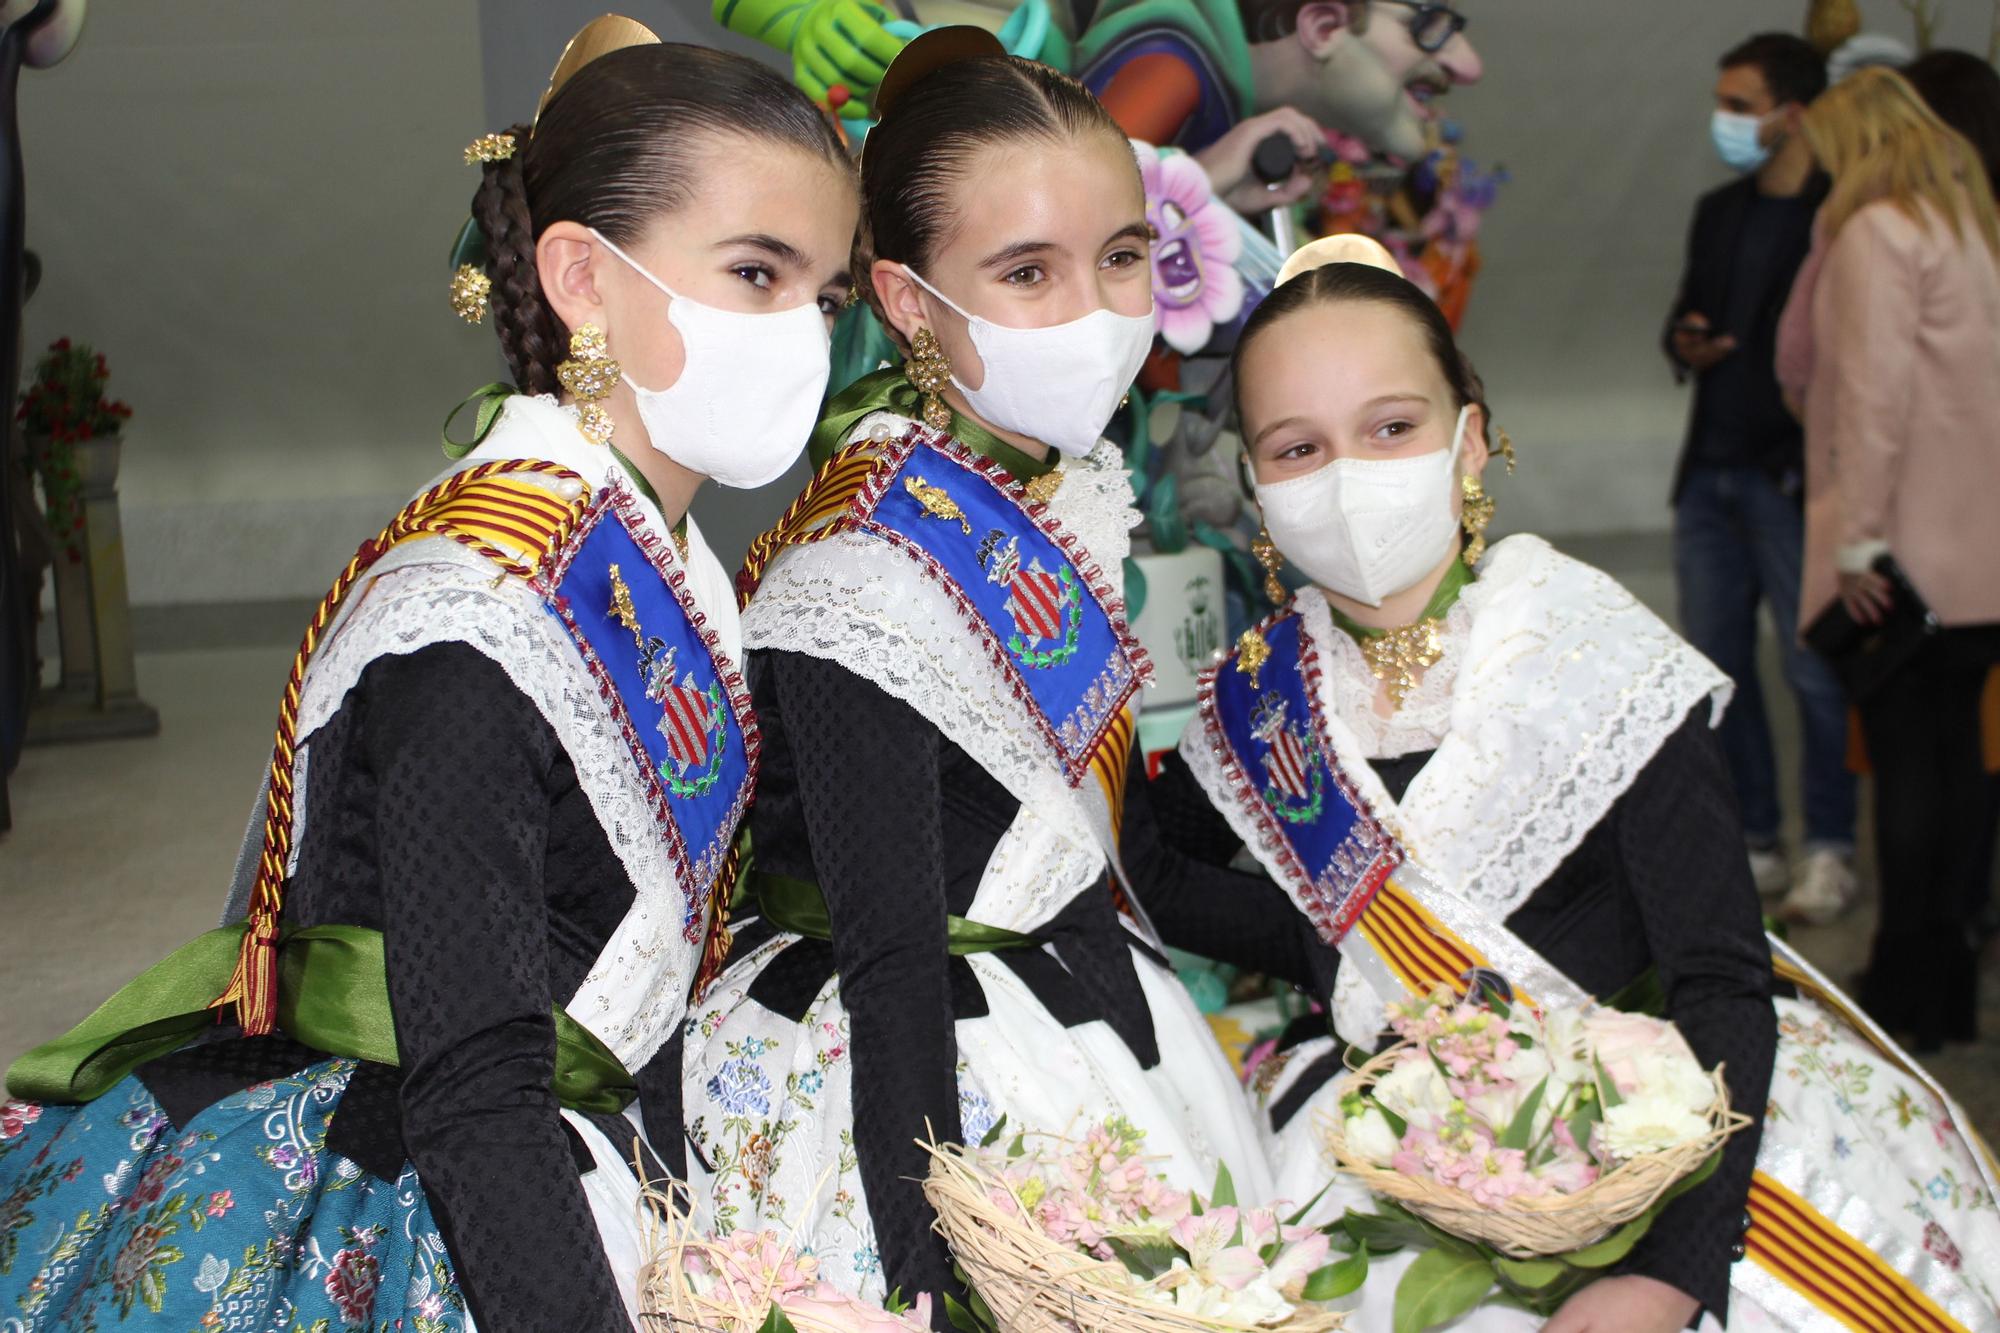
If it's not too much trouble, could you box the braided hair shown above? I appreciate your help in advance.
[470,43,851,395]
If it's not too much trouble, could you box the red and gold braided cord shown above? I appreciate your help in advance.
[215,460,586,1034]
[691,832,748,1001]
[737,444,883,607]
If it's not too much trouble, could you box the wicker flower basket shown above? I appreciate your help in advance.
[1319,1046,1751,1261]
[635,1178,906,1333]
[922,1139,1346,1333]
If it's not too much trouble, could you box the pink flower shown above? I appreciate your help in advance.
[0,1101,41,1141]
[1923,1222,1963,1271]
[324,1243,381,1324]
[1582,1010,1694,1098]
[1461,1146,1543,1208]
[1134,140,1243,355]
[205,1190,234,1218]
[781,1284,933,1330]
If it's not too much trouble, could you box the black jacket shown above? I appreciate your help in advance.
[1664,174,1827,501]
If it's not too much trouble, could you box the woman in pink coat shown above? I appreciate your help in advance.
[1778,66,2000,1050]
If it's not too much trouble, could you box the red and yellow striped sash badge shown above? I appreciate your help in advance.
[216,462,587,1035]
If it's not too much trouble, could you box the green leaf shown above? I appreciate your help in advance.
[1392,1245,1496,1333]
[1593,1054,1624,1108]
[1375,1100,1409,1139]
[978,1114,1008,1149]
[1209,1160,1238,1208]
[1491,1256,1567,1291]
[1106,1236,1179,1281]
[1284,1179,1335,1227]
[1500,1077,1550,1152]
[1559,1213,1653,1269]
[943,1292,996,1333]
[1007,1131,1025,1159]
[1302,1245,1371,1300]
[1340,1208,1430,1254]
[755,1307,802,1333]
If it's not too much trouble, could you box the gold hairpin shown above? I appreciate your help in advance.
[463,132,517,165]
[449,264,491,325]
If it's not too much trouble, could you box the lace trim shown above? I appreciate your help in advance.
[1296,535,1731,921]
[1323,600,1467,754]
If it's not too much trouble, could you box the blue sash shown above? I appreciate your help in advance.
[540,489,755,938]
[858,433,1147,785]
[1198,610,1401,943]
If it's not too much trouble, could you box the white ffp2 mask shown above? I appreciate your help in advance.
[902,265,1155,458]
[1255,405,1471,607]
[592,229,830,489]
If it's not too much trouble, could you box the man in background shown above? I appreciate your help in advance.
[1665,33,1857,924]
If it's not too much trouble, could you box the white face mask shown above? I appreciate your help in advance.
[1254,405,1471,608]
[591,228,830,489]
[901,265,1155,458]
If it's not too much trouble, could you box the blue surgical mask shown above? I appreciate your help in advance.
[1711,110,1772,173]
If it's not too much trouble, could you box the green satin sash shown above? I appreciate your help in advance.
[806,366,1058,480]
[752,870,1037,955]
[1326,556,1476,646]
[7,923,636,1115]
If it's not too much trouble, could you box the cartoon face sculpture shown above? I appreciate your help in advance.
[1136,141,1246,355]
[1264,0,1485,163]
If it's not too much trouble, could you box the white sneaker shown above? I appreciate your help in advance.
[1748,847,1790,898]
[1778,850,1858,926]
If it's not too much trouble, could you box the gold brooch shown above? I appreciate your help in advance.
[449,264,491,325]
[904,475,970,534]
[1361,619,1446,710]
[464,132,517,165]
[1022,470,1064,506]
[1235,627,1271,689]
[608,563,644,650]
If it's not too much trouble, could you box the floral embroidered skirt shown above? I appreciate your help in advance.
[0,1057,469,1331]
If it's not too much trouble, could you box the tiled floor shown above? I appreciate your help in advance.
[2,542,1995,1144]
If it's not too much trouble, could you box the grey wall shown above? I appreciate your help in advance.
[21,3,493,604]
[18,0,1997,603]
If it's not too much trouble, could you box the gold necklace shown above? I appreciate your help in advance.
[1359,617,1446,710]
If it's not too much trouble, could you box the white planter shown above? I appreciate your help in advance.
[1129,544,1227,711]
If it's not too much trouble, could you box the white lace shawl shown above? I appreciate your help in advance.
[281,395,744,1069]
[1182,534,1731,1043]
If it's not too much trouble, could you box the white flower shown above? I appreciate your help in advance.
[1344,1104,1402,1166]
[1541,1008,1592,1089]
[1160,1261,1297,1327]
[1601,1096,1712,1159]
[1372,1055,1455,1131]
[1464,1044,1560,1139]
[1628,1050,1717,1116]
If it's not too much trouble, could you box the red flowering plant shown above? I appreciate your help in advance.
[17,337,132,559]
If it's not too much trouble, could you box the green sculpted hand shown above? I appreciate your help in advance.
[713,0,906,117]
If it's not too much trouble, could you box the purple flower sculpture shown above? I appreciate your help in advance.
[1135,141,1244,356]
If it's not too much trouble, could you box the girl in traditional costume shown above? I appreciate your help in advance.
[0,22,856,1330]
[1149,237,2000,1332]
[682,29,1286,1312]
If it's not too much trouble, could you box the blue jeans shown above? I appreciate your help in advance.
[1673,464,1857,850]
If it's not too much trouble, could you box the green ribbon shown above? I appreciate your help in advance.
[1326,557,1475,646]
[752,870,1036,955]
[7,923,635,1115]
[807,366,1057,481]
[441,382,518,460]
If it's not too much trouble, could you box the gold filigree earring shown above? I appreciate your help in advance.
[1460,473,1495,567]
[557,323,620,446]
[1253,525,1287,604]
[906,327,953,433]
